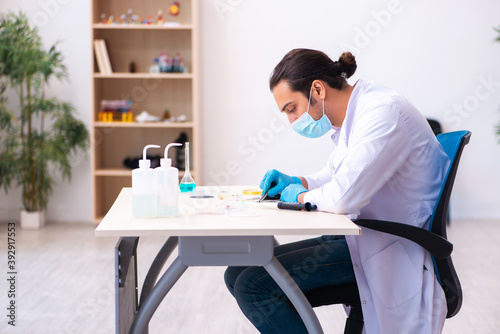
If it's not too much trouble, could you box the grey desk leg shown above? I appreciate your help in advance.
[129,257,188,334]
[264,257,324,334]
[139,237,179,308]
[116,237,139,334]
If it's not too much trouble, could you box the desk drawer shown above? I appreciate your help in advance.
[179,236,274,266]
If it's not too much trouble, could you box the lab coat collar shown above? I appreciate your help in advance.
[345,79,370,122]
[329,126,341,145]
[331,79,369,145]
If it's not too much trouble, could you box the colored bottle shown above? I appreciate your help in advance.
[132,144,160,218]
[150,58,160,74]
[180,142,196,192]
[156,143,182,217]
[159,52,168,73]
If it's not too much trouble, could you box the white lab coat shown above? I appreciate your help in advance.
[303,80,449,334]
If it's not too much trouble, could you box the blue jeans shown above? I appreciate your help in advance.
[224,235,356,333]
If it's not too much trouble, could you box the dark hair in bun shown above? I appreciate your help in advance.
[269,49,357,99]
[338,51,357,79]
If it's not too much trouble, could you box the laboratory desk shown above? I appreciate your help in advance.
[95,186,360,334]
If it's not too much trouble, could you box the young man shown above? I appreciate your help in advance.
[224,49,449,333]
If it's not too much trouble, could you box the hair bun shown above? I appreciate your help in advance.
[338,52,357,78]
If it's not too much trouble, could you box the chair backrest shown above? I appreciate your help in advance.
[427,118,443,136]
[429,130,471,237]
[429,130,471,318]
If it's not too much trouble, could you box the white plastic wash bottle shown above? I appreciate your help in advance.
[156,143,182,217]
[132,144,160,218]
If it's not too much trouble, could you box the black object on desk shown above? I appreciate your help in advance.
[277,202,317,211]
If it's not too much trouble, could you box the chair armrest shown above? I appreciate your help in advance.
[353,219,453,260]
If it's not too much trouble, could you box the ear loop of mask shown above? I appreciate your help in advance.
[310,85,326,120]
[291,84,324,126]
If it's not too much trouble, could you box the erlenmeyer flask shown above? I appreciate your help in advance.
[180,142,196,192]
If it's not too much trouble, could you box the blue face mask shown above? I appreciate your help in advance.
[291,86,332,138]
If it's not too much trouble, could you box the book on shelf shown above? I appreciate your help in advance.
[100,40,113,74]
[93,40,105,74]
[93,39,113,74]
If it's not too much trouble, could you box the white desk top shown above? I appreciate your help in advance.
[95,187,360,237]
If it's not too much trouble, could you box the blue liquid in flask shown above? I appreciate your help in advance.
[180,142,196,193]
[180,182,196,193]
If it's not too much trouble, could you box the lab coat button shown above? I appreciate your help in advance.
[362,300,367,304]
[354,263,358,267]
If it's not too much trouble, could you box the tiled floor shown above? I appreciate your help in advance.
[0,219,498,333]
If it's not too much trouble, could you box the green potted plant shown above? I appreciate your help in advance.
[0,12,89,228]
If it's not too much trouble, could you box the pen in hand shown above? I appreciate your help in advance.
[258,181,277,202]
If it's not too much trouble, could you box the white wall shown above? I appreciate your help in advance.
[1,0,499,222]
[200,0,500,220]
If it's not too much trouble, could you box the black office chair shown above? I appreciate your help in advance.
[427,118,454,226]
[304,130,471,333]
[427,118,443,136]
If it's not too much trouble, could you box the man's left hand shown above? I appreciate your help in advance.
[281,184,308,203]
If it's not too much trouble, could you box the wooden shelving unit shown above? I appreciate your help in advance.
[91,0,200,222]
[93,24,194,30]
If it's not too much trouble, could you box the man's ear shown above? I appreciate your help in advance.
[311,80,326,100]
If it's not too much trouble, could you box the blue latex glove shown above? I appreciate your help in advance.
[260,169,302,197]
[281,184,308,203]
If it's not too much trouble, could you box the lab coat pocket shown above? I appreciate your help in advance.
[362,240,422,309]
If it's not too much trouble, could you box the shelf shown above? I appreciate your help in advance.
[94,72,193,79]
[94,121,194,128]
[95,168,132,176]
[93,23,193,30]
[95,168,190,177]
[92,0,199,222]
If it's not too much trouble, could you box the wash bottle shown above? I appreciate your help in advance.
[132,144,160,218]
[156,143,182,217]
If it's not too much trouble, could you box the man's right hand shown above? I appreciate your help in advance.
[259,169,302,197]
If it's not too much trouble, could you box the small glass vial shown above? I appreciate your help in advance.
[149,58,160,74]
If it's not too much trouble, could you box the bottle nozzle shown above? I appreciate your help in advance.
[160,143,182,167]
[139,144,160,168]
